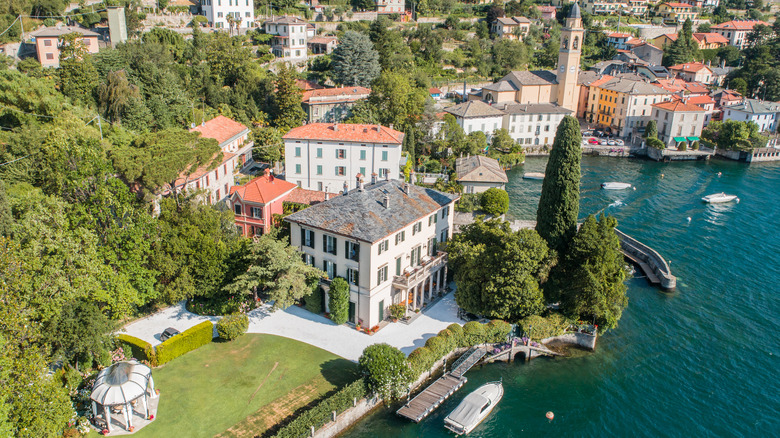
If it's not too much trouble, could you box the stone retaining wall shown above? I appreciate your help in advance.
[312,396,381,438]
[542,332,598,351]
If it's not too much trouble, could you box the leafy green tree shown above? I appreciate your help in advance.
[97,69,140,124]
[45,299,112,369]
[449,218,553,319]
[480,188,509,216]
[252,126,285,164]
[57,33,99,105]
[368,70,427,133]
[556,214,628,330]
[328,277,350,324]
[272,63,305,132]
[352,0,375,11]
[332,31,380,87]
[358,343,414,400]
[663,19,700,66]
[223,229,323,310]
[490,128,515,152]
[701,120,768,152]
[644,120,658,139]
[536,116,581,255]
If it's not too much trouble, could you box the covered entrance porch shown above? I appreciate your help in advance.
[392,251,448,317]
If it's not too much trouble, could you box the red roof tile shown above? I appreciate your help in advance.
[229,170,297,204]
[429,87,442,94]
[687,95,715,105]
[693,32,729,44]
[190,115,249,146]
[295,79,326,91]
[668,62,711,73]
[285,187,337,205]
[608,32,632,38]
[173,151,235,188]
[308,36,338,44]
[662,2,693,7]
[711,20,769,31]
[590,75,615,88]
[652,100,706,112]
[283,123,404,144]
[301,86,371,103]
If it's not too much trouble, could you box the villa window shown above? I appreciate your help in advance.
[302,229,315,248]
[428,237,438,256]
[345,241,360,261]
[395,256,403,276]
[348,268,359,285]
[302,253,315,266]
[377,239,389,255]
[429,214,438,226]
[412,221,422,235]
[379,168,389,178]
[360,150,367,160]
[234,204,242,215]
[252,207,263,219]
[324,235,338,255]
[324,260,337,279]
[316,148,322,158]
[295,164,301,174]
[410,246,421,266]
[335,166,346,176]
[316,165,323,175]
[440,229,448,243]
[377,265,388,284]
[395,231,406,245]
[381,151,388,161]
[336,149,346,159]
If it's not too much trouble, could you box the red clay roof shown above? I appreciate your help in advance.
[283,123,404,144]
[296,79,326,91]
[659,33,679,41]
[429,87,442,94]
[712,20,769,30]
[687,95,715,105]
[229,172,297,204]
[174,151,235,188]
[190,115,249,146]
[693,32,729,44]
[301,86,371,103]
[608,33,632,38]
[662,2,693,7]
[590,75,615,88]
[285,187,337,205]
[652,100,706,112]
[668,62,711,73]
[308,36,338,44]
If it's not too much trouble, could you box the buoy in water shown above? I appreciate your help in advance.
[546,411,554,420]
[661,174,665,178]
[633,187,636,190]
[718,172,722,177]
[687,217,692,222]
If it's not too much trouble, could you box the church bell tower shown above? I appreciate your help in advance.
[556,2,585,113]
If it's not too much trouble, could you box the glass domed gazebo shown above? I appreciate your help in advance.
[90,360,157,433]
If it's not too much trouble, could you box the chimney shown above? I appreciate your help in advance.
[409,170,416,185]
[382,190,390,209]
[324,187,330,201]
[343,181,349,196]
[333,124,338,131]
[356,173,364,191]
[371,172,377,184]
[403,182,409,194]
[375,125,381,132]
[389,123,394,130]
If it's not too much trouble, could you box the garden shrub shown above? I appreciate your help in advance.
[389,303,406,320]
[517,313,573,340]
[447,323,464,345]
[116,334,156,365]
[462,321,486,345]
[407,346,436,376]
[358,343,414,400]
[155,321,214,366]
[304,286,324,315]
[437,329,458,352]
[484,320,512,343]
[274,380,367,438]
[216,313,249,341]
[329,277,350,325]
[480,188,509,216]
[425,335,448,358]
[691,140,700,150]
[678,141,688,151]
[646,137,665,149]
[455,193,481,212]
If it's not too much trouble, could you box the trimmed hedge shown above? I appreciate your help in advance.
[484,320,512,343]
[517,313,573,341]
[462,321,486,345]
[156,321,214,366]
[329,277,350,325]
[407,346,436,376]
[304,286,324,315]
[274,380,367,438]
[216,313,249,341]
[425,336,448,358]
[116,334,156,366]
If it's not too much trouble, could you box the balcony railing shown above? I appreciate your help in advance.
[392,251,447,288]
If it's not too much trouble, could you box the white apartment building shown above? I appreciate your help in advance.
[175,115,254,203]
[723,99,780,133]
[711,20,769,49]
[651,100,706,148]
[264,16,310,61]
[200,0,255,29]
[286,178,458,329]
[283,123,404,193]
[444,100,505,139]
[376,0,405,14]
[500,103,572,146]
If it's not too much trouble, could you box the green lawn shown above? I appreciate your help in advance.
[98,334,358,438]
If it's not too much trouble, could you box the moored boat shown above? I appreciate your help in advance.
[601,182,632,190]
[523,172,545,180]
[444,381,503,435]
[702,193,739,203]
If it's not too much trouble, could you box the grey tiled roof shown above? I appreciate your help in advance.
[444,100,505,118]
[456,156,508,184]
[499,103,572,115]
[728,99,780,114]
[501,70,558,86]
[599,77,670,95]
[483,80,518,92]
[577,70,602,86]
[284,180,459,243]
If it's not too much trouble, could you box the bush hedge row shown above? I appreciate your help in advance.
[274,380,367,438]
[517,313,573,341]
[156,321,214,366]
[116,334,156,365]
[216,313,249,341]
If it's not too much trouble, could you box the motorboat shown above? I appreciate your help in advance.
[702,193,739,203]
[523,172,545,180]
[444,381,503,435]
[601,182,632,190]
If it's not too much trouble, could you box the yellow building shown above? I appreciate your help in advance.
[586,77,673,138]
[657,2,698,23]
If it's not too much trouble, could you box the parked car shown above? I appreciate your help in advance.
[160,327,180,342]
[582,130,593,136]
[588,138,599,144]
[614,139,625,146]
[594,130,604,137]
[599,139,608,145]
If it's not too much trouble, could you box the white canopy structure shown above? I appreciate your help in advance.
[90,360,156,433]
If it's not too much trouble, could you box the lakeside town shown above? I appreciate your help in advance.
[0,0,778,436]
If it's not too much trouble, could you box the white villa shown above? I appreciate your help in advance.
[264,16,314,61]
[286,178,459,330]
[199,0,255,29]
[723,99,780,133]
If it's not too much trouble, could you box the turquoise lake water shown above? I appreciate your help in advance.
[342,156,780,437]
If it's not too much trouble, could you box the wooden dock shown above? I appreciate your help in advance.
[396,347,486,422]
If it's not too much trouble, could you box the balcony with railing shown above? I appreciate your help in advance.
[392,251,448,289]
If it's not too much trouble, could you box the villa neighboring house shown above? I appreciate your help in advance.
[585,77,673,138]
[376,0,404,13]
[455,155,508,194]
[286,178,458,330]
[301,86,371,123]
[308,36,338,54]
[583,0,628,15]
[686,94,717,126]
[30,26,100,68]
[668,62,714,84]
[723,99,780,133]
[651,100,706,148]
[657,2,697,23]
[229,169,297,236]
[264,16,310,61]
[692,32,729,49]
[537,5,557,20]
[655,78,709,97]
[711,20,770,49]
[491,16,532,40]
[499,103,572,145]
[444,100,506,139]
[199,0,255,29]
[606,33,635,51]
[630,42,663,66]
[283,123,404,193]
[174,116,254,204]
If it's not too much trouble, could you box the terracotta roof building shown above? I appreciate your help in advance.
[711,20,770,49]
[30,25,100,67]
[229,169,297,236]
[301,86,371,123]
[651,100,706,147]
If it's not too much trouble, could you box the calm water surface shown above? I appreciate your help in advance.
[343,156,780,437]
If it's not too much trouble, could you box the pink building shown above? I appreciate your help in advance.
[229,169,297,236]
[30,26,100,68]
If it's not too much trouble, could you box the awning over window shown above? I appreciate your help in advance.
[673,137,687,142]
[687,136,700,141]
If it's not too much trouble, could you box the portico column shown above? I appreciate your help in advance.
[436,269,442,292]
[91,401,98,419]
[443,266,448,291]
[427,275,433,301]
[123,404,130,430]
[417,283,423,309]
[149,376,156,398]
[142,395,149,419]
[104,406,112,432]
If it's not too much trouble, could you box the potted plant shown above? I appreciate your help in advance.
[389,304,405,322]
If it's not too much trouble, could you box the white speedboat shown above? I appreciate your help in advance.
[523,172,545,180]
[601,182,632,190]
[702,193,739,203]
[444,381,503,435]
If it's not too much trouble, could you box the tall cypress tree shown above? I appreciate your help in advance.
[536,115,582,255]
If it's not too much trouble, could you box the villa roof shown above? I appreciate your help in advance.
[285,179,459,243]
[631,42,662,51]
[308,36,337,44]
[456,155,508,184]
[668,62,711,73]
[285,187,336,205]
[711,20,769,30]
[686,95,716,106]
[692,32,729,45]
[190,115,249,146]
[295,79,326,90]
[264,15,308,25]
[661,2,693,7]
[229,171,297,205]
[608,32,632,38]
[444,100,505,119]
[498,102,572,115]
[727,99,780,114]
[483,80,519,92]
[652,100,706,112]
[654,78,708,94]
[301,86,371,103]
[283,123,404,144]
[598,77,670,95]
[496,17,518,25]
[501,70,558,86]
[30,25,99,38]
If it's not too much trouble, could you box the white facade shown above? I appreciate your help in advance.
[503,110,569,146]
[264,16,309,61]
[652,103,706,147]
[724,106,779,133]
[283,124,404,193]
[457,115,504,138]
[200,0,255,29]
[376,0,405,14]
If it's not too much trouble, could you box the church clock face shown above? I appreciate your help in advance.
[570,66,576,73]
[560,65,565,72]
